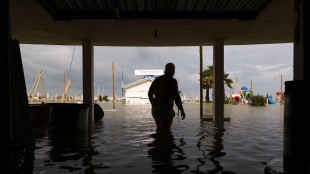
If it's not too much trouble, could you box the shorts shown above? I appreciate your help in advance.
[151,106,175,121]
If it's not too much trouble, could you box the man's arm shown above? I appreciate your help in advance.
[173,80,185,120]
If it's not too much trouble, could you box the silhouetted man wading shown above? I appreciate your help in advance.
[148,63,186,134]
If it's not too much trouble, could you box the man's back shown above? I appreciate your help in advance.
[148,74,178,108]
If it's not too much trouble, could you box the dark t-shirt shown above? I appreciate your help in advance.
[148,74,184,112]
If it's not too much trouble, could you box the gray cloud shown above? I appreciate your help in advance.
[21,43,293,98]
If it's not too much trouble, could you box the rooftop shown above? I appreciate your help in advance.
[122,77,155,90]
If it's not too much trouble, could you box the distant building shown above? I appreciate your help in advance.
[273,92,284,103]
[122,77,155,104]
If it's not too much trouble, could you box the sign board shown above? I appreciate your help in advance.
[276,92,284,96]
[144,75,155,78]
[134,69,163,75]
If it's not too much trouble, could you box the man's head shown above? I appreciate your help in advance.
[164,63,175,76]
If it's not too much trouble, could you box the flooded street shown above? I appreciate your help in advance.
[32,103,283,174]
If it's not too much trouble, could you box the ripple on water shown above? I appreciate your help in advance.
[28,103,283,174]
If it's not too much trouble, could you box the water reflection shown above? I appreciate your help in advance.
[11,104,283,173]
[39,126,103,174]
[0,145,35,174]
[196,121,233,174]
[147,133,189,173]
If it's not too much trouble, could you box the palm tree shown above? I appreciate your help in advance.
[202,66,213,102]
[224,73,233,97]
[202,65,233,102]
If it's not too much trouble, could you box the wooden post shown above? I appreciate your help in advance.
[40,73,45,101]
[63,71,65,103]
[281,75,283,105]
[66,77,74,98]
[64,78,71,94]
[30,71,44,103]
[200,46,203,118]
[29,70,40,100]
[112,62,115,109]
[251,80,253,96]
[250,80,252,91]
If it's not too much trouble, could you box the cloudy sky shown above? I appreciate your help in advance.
[20,43,293,99]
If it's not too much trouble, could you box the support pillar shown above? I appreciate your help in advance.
[293,0,303,80]
[293,0,309,81]
[199,46,203,118]
[0,0,10,145]
[213,39,224,124]
[283,1,309,173]
[82,39,94,123]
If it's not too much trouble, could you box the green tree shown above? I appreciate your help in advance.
[202,66,213,102]
[98,95,103,102]
[178,90,182,95]
[102,95,109,102]
[201,65,233,102]
[224,73,233,97]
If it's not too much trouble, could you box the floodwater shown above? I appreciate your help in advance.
[8,103,284,174]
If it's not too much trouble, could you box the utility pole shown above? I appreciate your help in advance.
[63,71,65,103]
[281,75,283,105]
[122,66,124,99]
[112,62,115,109]
[250,80,253,96]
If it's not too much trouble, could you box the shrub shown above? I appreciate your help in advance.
[224,97,230,104]
[248,95,266,106]
[102,95,109,102]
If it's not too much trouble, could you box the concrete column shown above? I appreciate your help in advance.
[301,0,309,81]
[293,0,303,80]
[199,46,203,118]
[283,1,309,173]
[294,0,309,81]
[82,39,94,123]
[0,0,10,145]
[213,39,224,124]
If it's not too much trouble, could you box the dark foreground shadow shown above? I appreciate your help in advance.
[0,122,104,174]
[0,145,35,174]
[46,122,105,174]
[147,132,189,174]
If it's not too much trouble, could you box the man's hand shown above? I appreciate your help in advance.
[181,111,186,120]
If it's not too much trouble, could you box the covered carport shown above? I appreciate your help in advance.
[1,0,308,173]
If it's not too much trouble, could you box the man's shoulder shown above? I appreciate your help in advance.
[171,77,177,82]
[169,78,178,86]
[153,75,162,81]
[155,75,177,83]
[155,75,165,80]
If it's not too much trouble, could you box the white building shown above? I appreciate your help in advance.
[122,77,155,104]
